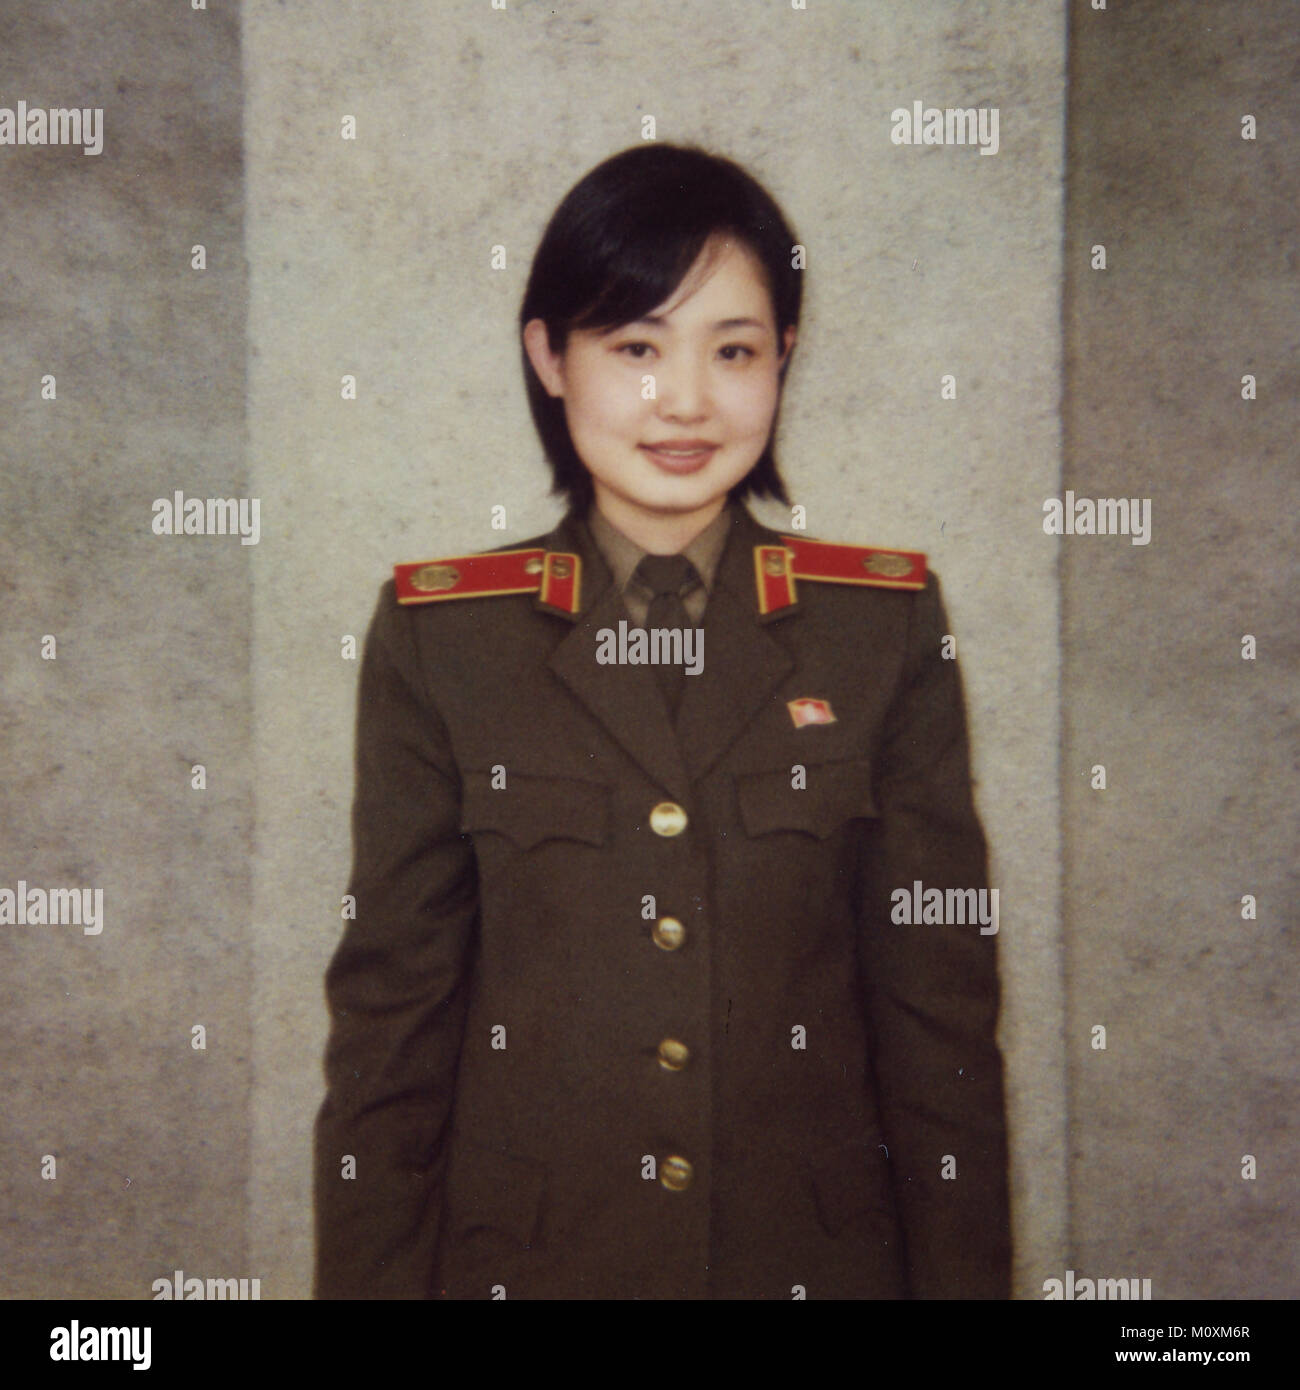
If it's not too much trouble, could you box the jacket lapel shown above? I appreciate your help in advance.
[674,507,796,783]
[540,506,799,796]
[541,512,692,802]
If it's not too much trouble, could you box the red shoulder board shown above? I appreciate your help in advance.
[394,547,582,613]
[754,544,796,616]
[538,551,581,613]
[780,535,926,591]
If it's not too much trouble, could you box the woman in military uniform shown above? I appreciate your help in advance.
[314,144,1011,1299]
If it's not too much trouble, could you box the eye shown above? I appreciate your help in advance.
[718,344,757,361]
[615,341,655,359]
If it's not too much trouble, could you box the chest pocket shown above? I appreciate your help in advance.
[736,758,878,839]
[459,771,611,850]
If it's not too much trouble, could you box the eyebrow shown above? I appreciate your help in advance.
[626,315,769,331]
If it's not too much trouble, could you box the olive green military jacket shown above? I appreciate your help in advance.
[314,504,1011,1299]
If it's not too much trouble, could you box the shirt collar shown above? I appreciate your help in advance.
[586,502,734,598]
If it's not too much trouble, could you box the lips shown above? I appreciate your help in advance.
[639,440,719,475]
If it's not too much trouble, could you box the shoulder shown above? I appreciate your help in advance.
[392,540,544,605]
[363,530,575,680]
[746,519,931,617]
[387,532,580,613]
[778,531,927,591]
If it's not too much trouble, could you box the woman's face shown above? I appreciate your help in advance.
[525,236,796,541]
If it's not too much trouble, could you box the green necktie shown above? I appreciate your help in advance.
[634,553,700,717]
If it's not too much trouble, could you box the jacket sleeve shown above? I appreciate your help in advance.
[313,581,479,1299]
[857,572,1012,1299]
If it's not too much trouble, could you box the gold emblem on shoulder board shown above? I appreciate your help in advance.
[549,556,574,579]
[410,563,460,592]
[523,556,544,575]
[863,552,912,578]
[763,552,787,577]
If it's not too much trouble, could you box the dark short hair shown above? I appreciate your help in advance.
[520,144,802,512]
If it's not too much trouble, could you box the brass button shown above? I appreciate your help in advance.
[649,802,688,837]
[652,916,685,951]
[863,551,912,578]
[657,1039,690,1071]
[660,1155,693,1191]
[409,563,460,593]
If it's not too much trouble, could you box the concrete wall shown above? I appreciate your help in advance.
[0,2,249,1297]
[1061,0,1300,1299]
[242,0,1066,1298]
[7,0,1290,1304]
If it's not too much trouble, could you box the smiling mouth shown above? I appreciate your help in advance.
[639,442,719,474]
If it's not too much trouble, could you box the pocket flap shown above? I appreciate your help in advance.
[459,772,610,849]
[737,759,878,839]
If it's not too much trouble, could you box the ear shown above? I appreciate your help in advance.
[523,318,566,398]
[777,324,797,371]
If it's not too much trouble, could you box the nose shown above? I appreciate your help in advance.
[653,354,710,422]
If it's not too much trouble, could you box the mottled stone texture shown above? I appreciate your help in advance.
[0,5,249,1296]
[244,0,1066,1297]
[11,0,1292,1307]
[3,0,1078,1301]
[1062,0,1299,1298]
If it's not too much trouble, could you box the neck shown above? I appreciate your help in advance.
[591,489,727,555]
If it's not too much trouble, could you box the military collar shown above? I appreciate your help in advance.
[392,506,925,618]
[585,503,733,607]
[533,505,787,624]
